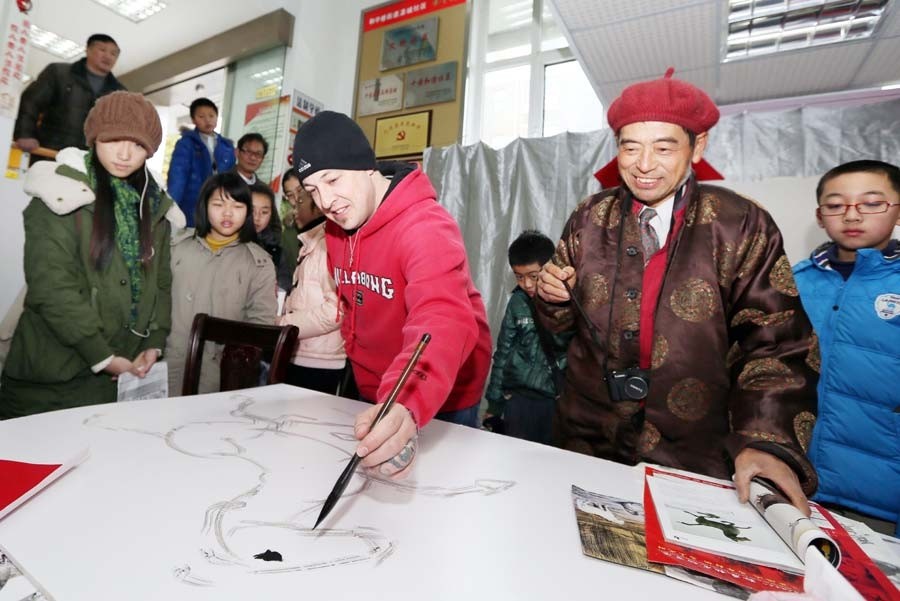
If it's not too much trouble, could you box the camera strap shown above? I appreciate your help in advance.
[563,192,630,378]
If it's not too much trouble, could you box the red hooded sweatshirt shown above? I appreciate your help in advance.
[325,164,492,426]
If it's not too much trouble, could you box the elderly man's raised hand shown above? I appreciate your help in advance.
[538,263,576,304]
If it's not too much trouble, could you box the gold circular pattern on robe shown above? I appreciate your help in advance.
[731,308,796,328]
[583,273,611,309]
[670,278,718,323]
[590,195,620,228]
[685,192,720,227]
[737,358,802,391]
[651,335,669,369]
[769,255,799,297]
[725,342,744,369]
[667,378,712,421]
[805,333,821,374]
[793,411,816,453]
[638,422,661,454]
[736,232,768,280]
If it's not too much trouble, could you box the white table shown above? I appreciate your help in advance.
[0,384,722,600]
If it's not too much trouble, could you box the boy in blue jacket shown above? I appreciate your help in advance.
[483,230,571,444]
[793,160,900,536]
[167,98,235,227]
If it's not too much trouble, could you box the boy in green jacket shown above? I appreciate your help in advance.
[483,230,571,444]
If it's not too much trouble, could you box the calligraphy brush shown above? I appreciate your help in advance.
[313,333,431,529]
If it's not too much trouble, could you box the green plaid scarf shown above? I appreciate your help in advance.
[85,152,160,323]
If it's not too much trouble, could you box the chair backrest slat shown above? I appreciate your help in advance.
[181,313,299,396]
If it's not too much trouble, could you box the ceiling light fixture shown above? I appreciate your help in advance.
[91,0,167,23]
[249,67,282,80]
[29,25,84,60]
[724,0,890,61]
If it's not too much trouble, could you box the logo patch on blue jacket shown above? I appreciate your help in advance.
[874,293,900,320]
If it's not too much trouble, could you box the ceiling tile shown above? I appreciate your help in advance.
[552,0,716,32]
[873,6,900,37]
[571,1,720,86]
[718,42,873,104]
[851,36,900,87]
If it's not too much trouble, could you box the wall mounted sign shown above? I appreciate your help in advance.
[380,16,438,71]
[357,74,405,116]
[373,110,432,159]
[363,0,465,32]
[403,61,457,109]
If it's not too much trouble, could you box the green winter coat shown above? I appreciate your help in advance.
[0,148,184,419]
[485,287,571,416]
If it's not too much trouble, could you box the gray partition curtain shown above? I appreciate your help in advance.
[423,98,900,338]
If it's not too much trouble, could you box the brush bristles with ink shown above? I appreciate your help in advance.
[313,333,431,530]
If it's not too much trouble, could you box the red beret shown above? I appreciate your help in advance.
[607,67,719,134]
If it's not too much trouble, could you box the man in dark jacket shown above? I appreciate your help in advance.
[14,33,125,157]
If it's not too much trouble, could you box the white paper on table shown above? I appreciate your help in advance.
[0,544,53,601]
[116,361,168,402]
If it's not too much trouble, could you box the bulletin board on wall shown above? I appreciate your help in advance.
[354,0,469,161]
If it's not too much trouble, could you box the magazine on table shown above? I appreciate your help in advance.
[644,466,899,600]
[645,466,839,574]
[570,484,751,599]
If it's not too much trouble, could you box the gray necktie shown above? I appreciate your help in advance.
[639,208,660,265]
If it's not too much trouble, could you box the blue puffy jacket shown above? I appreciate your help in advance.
[166,129,235,227]
[793,242,900,535]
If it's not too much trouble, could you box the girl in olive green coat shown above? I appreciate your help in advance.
[0,92,184,419]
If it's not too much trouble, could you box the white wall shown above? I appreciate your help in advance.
[724,176,823,266]
[0,116,29,321]
[281,0,372,115]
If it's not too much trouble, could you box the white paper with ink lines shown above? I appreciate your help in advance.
[0,385,729,601]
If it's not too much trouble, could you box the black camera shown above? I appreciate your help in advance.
[606,368,651,401]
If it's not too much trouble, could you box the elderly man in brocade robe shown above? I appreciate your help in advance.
[537,68,819,513]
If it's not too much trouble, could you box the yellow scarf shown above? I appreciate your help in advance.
[205,233,239,253]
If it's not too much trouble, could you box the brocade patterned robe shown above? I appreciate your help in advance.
[536,177,819,494]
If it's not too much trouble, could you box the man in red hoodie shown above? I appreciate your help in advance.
[292,111,492,478]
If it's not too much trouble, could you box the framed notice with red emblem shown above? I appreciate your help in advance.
[354,0,469,158]
[373,110,432,160]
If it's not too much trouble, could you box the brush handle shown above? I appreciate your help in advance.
[314,333,431,529]
[369,333,431,427]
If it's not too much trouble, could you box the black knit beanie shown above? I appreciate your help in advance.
[292,111,377,182]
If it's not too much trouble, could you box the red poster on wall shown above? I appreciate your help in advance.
[363,0,466,32]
